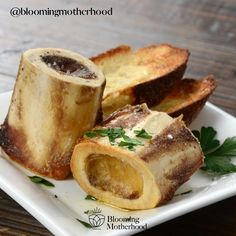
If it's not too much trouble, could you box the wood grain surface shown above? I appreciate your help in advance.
[0,0,235,235]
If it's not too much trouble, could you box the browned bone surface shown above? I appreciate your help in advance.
[71,104,203,209]
[0,48,105,179]
[0,0,235,235]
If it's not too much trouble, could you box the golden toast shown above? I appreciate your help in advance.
[91,44,189,116]
[152,75,217,125]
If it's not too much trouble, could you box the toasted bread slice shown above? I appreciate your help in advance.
[152,75,217,125]
[91,44,189,116]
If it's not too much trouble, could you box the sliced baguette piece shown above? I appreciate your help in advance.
[71,104,203,210]
[152,75,217,125]
[91,44,189,116]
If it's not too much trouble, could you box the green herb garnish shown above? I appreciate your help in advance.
[85,195,97,201]
[192,127,236,174]
[29,176,55,187]
[84,127,146,151]
[134,129,152,139]
[103,127,125,144]
[76,219,93,228]
[84,209,99,215]
[84,128,125,144]
[84,131,97,138]
[174,190,192,197]
[192,127,220,154]
[118,135,144,151]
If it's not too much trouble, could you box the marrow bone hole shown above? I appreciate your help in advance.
[86,154,143,199]
[41,55,97,79]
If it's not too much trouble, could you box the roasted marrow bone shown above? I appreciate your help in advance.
[0,48,105,179]
[71,104,203,210]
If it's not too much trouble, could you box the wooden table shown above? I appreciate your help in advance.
[0,0,235,235]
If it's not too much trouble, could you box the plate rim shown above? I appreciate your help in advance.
[0,91,236,236]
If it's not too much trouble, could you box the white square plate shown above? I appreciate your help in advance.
[0,91,236,236]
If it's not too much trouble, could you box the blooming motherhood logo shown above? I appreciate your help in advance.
[83,207,148,231]
[86,207,105,229]
[10,7,113,17]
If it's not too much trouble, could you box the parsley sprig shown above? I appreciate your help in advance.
[29,176,55,187]
[118,135,144,151]
[76,219,93,228]
[85,195,97,201]
[134,129,152,139]
[84,127,152,151]
[192,127,220,155]
[84,128,125,144]
[192,127,236,174]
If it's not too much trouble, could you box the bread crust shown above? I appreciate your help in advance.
[90,45,131,63]
[152,75,217,125]
[133,62,187,106]
[91,44,189,116]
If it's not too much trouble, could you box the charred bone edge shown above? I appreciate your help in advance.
[71,104,203,210]
[0,48,105,180]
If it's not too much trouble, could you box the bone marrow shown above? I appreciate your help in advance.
[86,154,143,199]
[0,48,105,179]
[71,104,203,210]
[41,55,97,79]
